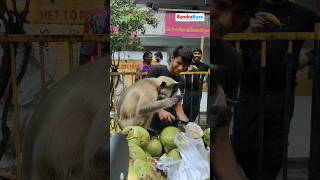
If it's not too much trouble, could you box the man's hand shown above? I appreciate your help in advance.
[246,12,269,33]
[187,65,199,72]
[158,109,175,122]
[175,101,189,122]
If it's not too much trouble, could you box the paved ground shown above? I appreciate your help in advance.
[239,159,309,180]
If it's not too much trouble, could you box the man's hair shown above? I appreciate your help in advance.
[154,51,163,59]
[231,0,261,14]
[143,51,152,61]
[193,48,202,54]
[172,46,193,65]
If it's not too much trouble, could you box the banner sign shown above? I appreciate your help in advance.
[165,12,210,37]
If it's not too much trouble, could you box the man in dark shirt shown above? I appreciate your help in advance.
[232,0,320,179]
[183,48,209,122]
[205,0,262,179]
[146,46,192,134]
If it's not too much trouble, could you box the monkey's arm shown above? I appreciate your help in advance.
[138,95,181,115]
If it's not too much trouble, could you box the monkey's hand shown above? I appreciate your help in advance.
[172,94,182,103]
[138,97,181,115]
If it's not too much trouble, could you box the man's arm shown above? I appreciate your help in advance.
[175,101,189,121]
[208,85,241,180]
[211,125,242,180]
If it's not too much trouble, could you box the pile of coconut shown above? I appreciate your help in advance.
[120,125,210,179]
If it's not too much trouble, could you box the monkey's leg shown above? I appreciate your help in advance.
[118,117,144,128]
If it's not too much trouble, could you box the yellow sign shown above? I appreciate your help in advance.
[27,0,104,24]
[116,60,161,71]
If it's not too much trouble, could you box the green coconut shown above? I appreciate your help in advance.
[122,126,150,148]
[147,139,163,157]
[203,128,210,147]
[167,148,181,160]
[128,143,147,161]
[145,151,152,157]
[160,126,180,151]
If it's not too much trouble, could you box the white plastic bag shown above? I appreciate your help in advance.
[185,122,204,139]
[157,128,210,180]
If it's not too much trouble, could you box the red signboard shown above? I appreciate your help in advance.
[165,12,210,37]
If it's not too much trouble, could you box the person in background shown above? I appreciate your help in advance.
[155,51,170,66]
[232,0,320,179]
[154,51,163,63]
[79,0,109,65]
[135,51,153,81]
[183,48,209,122]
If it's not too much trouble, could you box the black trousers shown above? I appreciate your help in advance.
[183,90,202,122]
[232,88,295,180]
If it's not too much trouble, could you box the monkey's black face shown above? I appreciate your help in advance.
[158,82,180,100]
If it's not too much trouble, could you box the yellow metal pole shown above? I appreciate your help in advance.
[39,42,47,96]
[113,75,117,112]
[261,41,267,68]
[235,41,241,52]
[257,40,267,180]
[318,1,320,16]
[309,22,320,180]
[122,74,125,95]
[10,44,22,180]
[69,42,74,72]
[131,74,134,85]
[288,41,293,54]
[97,43,102,57]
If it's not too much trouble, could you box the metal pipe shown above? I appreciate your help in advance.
[190,74,194,121]
[283,41,293,180]
[97,43,102,57]
[10,44,22,180]
[309,24,320,180]
[39,42,46,96]
[113,75,117,112]
[0,34,110,42]
[257,41,267,180]
[122,74,125,95]
[69,42,74,72]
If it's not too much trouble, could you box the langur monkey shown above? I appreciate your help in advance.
[22,57,108,180]
[118,76,182,129]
